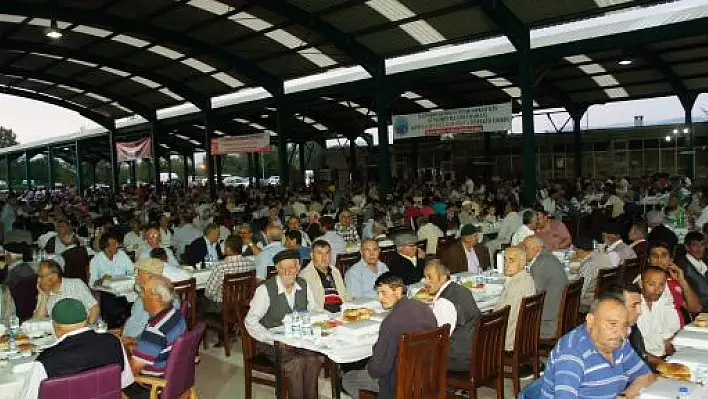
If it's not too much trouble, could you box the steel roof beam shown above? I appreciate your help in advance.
[1,66,153,119]
[0,1,284,95]
[1,40,210,109]
[0,86,113,128]
[636,46,695,108]
[474,0,529,50]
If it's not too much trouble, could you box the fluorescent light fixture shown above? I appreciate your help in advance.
[46,20,62,39]
[618,59,633,66]
[665,135,671,142]
[683,128,690,134]
[673,128,679,134]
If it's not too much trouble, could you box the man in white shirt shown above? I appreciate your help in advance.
[245,249,321,399]
[417,215,444,255]
[602,221,637,267]
[637,266,681,361]
[487,202,522,259]
[677,232,708,311]
[20,298,133,399]
[136,225,180,269]
[171,212,202,257]
[511,209,536,246]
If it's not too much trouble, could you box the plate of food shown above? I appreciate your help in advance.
[312,320,341,336]
[657,362,692,382]
[413,289,434,303]
[342,308,375,323]
[17,343,35,353]
[461,281,485,290]
[0,334,30,350]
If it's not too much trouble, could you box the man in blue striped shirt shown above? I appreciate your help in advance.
[540,293,655,398]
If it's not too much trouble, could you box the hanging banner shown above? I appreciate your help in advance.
[211,133,271,155]
[116,138,152,162]
[392,102,512,140]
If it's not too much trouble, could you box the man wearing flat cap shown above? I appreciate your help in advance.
[245,249,322,398]
[602,221,636,268]
[386,232,425,285]
[20,298,133,399]
[439,224,491,274]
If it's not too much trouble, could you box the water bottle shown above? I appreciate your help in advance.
[283,314,293,336]
[96,316,107,333]
[9,313,20,336]
[301,312,312,337]
[291,312,302,337]
[678,386,690,398]
[697,366,708,387]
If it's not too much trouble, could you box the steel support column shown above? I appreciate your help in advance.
[277,102,293,194]
[190,152,196,179]
[24,151,31,189]
[130,161,137,186]
[483,132,492,178]
[375,84,392,193]
[254,154,261,187]
[248,153,255,186]
[6,155,11,190]
[683,96,697,179]
[203,110,216,200]
[573,116,583,178]
[519,50,536,206]
[47,146,54,189]
[74,143,82,194]
[108,125,119,191]
[91,162,97,189]
[216,155,223,186]
[167,155,173,184]
[348,136,357,184]
[411,141,419,183]
[299,142,306,186]
[182,154,189,187]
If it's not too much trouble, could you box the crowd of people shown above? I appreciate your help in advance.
[0,172,707,398]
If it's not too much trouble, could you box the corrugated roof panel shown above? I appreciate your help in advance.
[323,6,390,33]
[357,28,422,55]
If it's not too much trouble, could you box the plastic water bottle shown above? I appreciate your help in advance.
[679,386,690,398]
[8,313,19,352]
[696,366,708,387]
[96,316,107,333]
[291,312,302,337]
[283,314,293,336]
[301,312,312,337]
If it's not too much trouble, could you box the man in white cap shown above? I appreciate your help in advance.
[458,200,476,226]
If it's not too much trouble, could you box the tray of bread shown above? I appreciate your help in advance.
[0,333,30,350]
[657,363,691,382]
[413,289,434,303]
[685,313,708,332]
[342,308,375,323]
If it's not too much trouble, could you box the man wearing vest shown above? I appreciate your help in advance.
[20,298,134,399]
[245,249,321,398]
[421,259,481,371]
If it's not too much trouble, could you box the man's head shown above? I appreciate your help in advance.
[629,222,646,242]
[641,266,668,303]
[522,235,544,261]
[459,225,480,249]
[99,231,120,258]
[648,241,672,270]
[684,232,705,260]
[145,224,161,248]
[129,218,141,233]
[273,249,301,287]
[223,234,243,257]
[51,298,88,338]
[461,200,472,212]
[375,272,406,309]
[360,238,381,266]
[339,211,352,226]
[503,246,527,277]
[37,259,63,293]
[55,220,70,236]
[572,237,594,259]
[284,229,302,249]
[134,258,165,287]
[521,209,537,228]
[586,294,630,355]
[423,259,450,294]
[534,209,549,229]
[268,205,279,219]
[311,240,331,271]
[158,215,170,229]
[237,223,254,241]
[320,216,335,232]
[608,283,643,326]
[601,221,622,245]
[646,210,665,228]
[287,216,300,231]
[394,233,418,258]
[266,225,283,243]
[204,223,220,244]
[137,275,174,317]
[181,211,194,225]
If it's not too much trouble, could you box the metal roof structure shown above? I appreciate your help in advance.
[0,0,706,199]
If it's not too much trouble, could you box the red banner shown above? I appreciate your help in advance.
[116,138,152,162]
[211,133,271,155]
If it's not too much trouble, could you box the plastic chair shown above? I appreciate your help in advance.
[38,364,121,399]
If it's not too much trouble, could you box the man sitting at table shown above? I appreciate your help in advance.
[43,219,81,255]
[675,231,708,311]
[185,223,223,267]
[386,233,425,285]
[20,298,133,399]
[345,238,389,300]
[254,224,284,280]
[420,259,481,372]
[136,224,180,269]
[439,224,490,274]
[284,229,311,264]
[244,249,321,399]
[511,209,537,246]
[89,230,135,329]
[299,239,347,312]
[602,221,637,267]
[342,272,437,399]
[636,266,681,366]
[538,293,654,398]
[494,246,536,351]
[200,235,255,314]
[123,275,186,399]
[123,258,186,338]
[647,211,679,253]
[608,282,653,369]
[572,237,614,312]
[523,235,569,340]
[318,216,346,267]
[533,208,571,250]
[33,259,99,324]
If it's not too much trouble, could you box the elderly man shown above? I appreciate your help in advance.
[602,221,637,267]
[236,223,263,256]
[185,223,223,267]
[511,209,536,246]
[136,224,180,269]
[647,210,679,253]
[421,259,481,371]
[33,259,99,324]
[439,224,491,274]
[299,240,347,312]
[539,294,654,398]
[676,231,708,310]
[386,233,425,285]
[335,210,360,243]
[345,239,389,300]
[20,298,133,399]
[245,249,321,399]
[44,219,81,255]
[458,200,477,226]
[494,246,536,351]
[342,273,437,399]
[254,224,284,280]
[637,266,681,365]
[201,235,255,314]
[534,209,571,250]
[123,275,186,399]
[523,235,569,339]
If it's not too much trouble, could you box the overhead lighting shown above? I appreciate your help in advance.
[618,59,632,66]
[673,128,679,135]
[683,128,690,134]
[46,19,62,39]
[665,135,671,142]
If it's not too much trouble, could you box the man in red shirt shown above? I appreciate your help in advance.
[534,208,571,250]
[647,241,702,326]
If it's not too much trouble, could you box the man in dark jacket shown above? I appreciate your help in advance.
[342,272,437,399]
[185,223,223,266]
[385,233,425,285]
[422,259,481,371]
[439,224,491,274]
[676,231,708,310]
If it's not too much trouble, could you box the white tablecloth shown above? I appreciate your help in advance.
[0,335,55,399]
[640,378,705,398]
[672,328,708,351]
[95,267,213,302]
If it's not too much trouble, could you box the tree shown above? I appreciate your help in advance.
[0,127,18,148]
